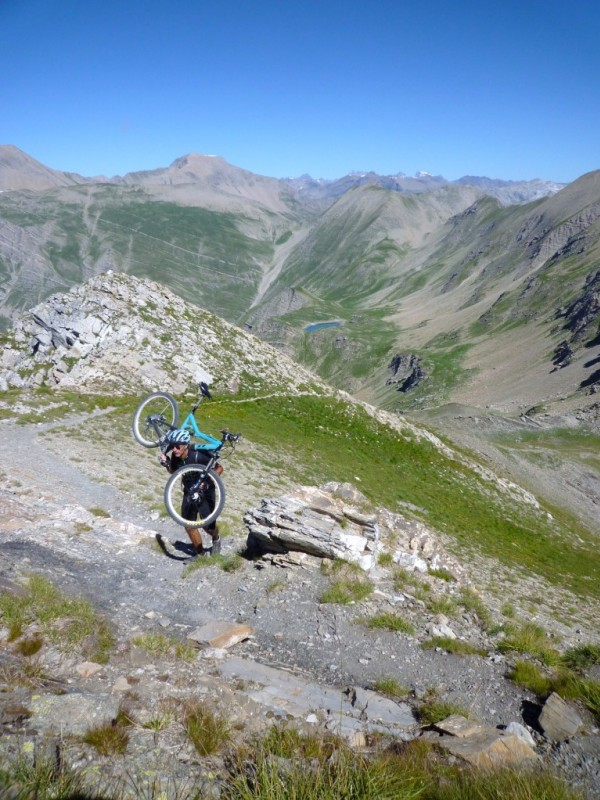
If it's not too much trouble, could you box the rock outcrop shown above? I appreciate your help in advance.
[245,482,463,578]
[386,354,426,393]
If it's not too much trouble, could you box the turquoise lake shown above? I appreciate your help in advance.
[304,321,342,333]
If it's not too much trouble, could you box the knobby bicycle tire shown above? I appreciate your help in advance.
[132,391,179,448]
[164,465,225,528]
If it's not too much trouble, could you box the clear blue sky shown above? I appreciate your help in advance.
[2,0,598,183]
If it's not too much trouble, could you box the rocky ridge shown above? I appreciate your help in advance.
[0,271,331,398]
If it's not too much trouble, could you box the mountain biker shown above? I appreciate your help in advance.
[159,429,222,557]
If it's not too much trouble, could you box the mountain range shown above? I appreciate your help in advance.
[0,144,598,417]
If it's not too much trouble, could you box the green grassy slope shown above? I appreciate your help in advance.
[6,387,599,603]
[0,184,300,325]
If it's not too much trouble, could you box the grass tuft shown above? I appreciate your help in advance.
[373,677,411,699]
[0,756,90,800]
[422,636,487,656]
[320,560,373,604]
[507,660,553,696]
[132,631,196,662]
[15,634,44,657]
[184,701,231,756]
[498,621,561,666]
[427,567,456,582]
[320,577,373,605]
[82,720,129,756]
[562,643,600,671]
[457,587,492,629]
[360,613,415,634]
[417,699,471,726]
[0,574,115,662]
[507,658,600,724]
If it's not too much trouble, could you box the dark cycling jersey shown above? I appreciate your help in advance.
[169,448,215,491]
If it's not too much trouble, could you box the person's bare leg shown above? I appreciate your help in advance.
[185,526,204,553]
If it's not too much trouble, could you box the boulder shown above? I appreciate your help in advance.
[29,692,120,735]
[438,728,538,768]
[245,485,378,569]
[187,620,254,649]
[245,483,465,579]
[539,692,584,741]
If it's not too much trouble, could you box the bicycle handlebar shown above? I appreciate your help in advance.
[220,429,241,443]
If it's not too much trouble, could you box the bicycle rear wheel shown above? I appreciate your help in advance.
[164,465,225,528]
[132,391,179,448]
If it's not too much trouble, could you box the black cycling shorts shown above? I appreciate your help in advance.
[181,492,216,529]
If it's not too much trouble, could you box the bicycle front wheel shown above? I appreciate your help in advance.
[164,465,225,528]
[132,392,179,448]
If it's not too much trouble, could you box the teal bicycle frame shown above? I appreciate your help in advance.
[179,381,222,450]
[180,411,222,450]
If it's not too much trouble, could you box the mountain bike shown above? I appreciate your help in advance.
[132,382,241,528]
